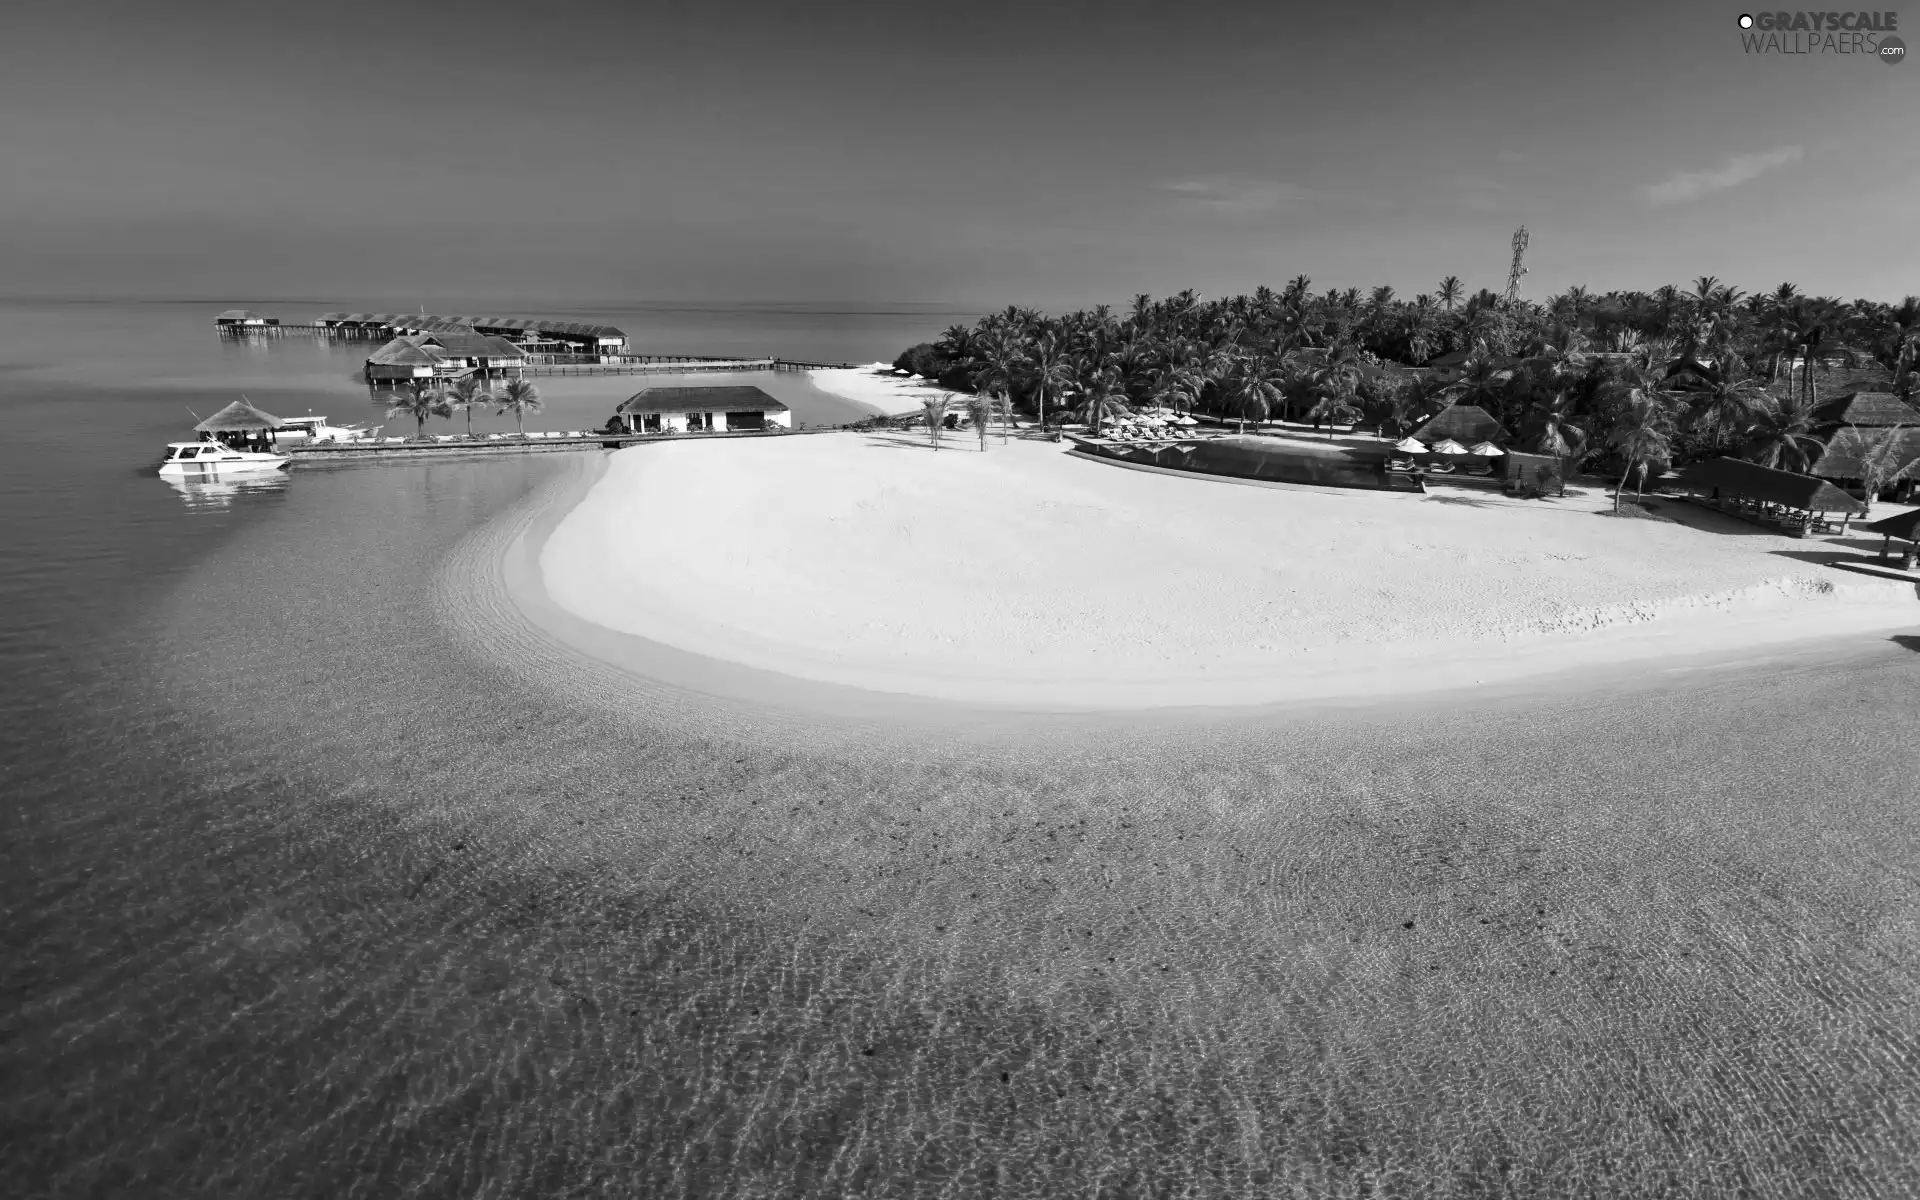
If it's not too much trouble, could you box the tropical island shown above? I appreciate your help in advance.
[522,277,1920,711]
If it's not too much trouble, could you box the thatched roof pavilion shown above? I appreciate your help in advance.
[1812,426,1920,482]
[1679,457,1865,533]
[194,399,285,433]
[1411,404,1508,446]
[1861,508,1920,543]
[1809,391,1920,429]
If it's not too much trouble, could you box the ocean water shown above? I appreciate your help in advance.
[4,300,1920,1198]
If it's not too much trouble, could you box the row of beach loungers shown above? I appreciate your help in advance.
[1387,456,1495,477]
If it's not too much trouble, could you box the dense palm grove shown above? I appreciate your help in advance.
[895,277,1920,489]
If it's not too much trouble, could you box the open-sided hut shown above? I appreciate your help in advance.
[1860,507,1920,566]
[214,309,275,327]
[614,386,791,434]
[1411,404,1508,447]
[1678,456,1867,535]
[194,399,286,448]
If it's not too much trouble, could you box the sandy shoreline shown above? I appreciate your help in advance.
[511,433,1920,713]
[808,363,970,418]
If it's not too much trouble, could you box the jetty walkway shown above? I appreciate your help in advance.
[286,427,846,461]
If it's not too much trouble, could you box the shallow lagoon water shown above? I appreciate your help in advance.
[5,302,1920,1197]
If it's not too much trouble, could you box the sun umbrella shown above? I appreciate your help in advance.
[1431,438,1470,455]
[1393,437,1426,453]
[1469,441,1505,456]
[1174,416,1199,426]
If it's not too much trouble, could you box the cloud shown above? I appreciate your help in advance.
[1155,177,1312,214]
[1639,146,1803,206]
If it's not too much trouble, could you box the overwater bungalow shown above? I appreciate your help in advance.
[1678,456,1867,536]
[364,333,529,383]
[613,385,791,434]
[214,309,276,327]
[321,312,628,354]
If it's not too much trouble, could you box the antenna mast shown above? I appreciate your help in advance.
[1504,226,1529,307]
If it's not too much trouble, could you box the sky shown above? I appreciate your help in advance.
[2,0,1915,310]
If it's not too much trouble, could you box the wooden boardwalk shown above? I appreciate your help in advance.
[286,427,848,460]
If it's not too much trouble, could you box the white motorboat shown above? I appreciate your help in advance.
[158,441,291,476]
[274,413,381,443]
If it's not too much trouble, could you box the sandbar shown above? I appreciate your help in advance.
[531,433,1920,711]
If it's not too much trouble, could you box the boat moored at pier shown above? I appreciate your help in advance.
[158,441,291,476]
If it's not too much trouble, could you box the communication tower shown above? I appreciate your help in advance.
[1504,226,1529,307]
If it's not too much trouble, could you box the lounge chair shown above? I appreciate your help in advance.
[1387,457,1417,473]
[1463,463,1493,477]
[1426,460,1456,475]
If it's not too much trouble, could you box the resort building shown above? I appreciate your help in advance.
[214,309,276,327]
[364,332,529,383]
[613,385,791,434]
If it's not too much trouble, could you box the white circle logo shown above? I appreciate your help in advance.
[1738,13,1754,28]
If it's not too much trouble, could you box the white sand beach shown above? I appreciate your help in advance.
[535,433,1920,709]
[809,364,970,418]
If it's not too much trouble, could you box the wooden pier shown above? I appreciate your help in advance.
[286,427,848,460]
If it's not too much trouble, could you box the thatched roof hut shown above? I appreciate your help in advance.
[1678,457,1865,513]
[214,309,270,325]
[194,399,285,433]
[1809,391,1920,429]
[1861,508,1920,543]
[1812,426,1920,482]
[1411,404,1508,446]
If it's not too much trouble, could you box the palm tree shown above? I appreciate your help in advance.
[386,381,454,440]
[1676,363,1769,448]
[969,328,1027,444]
[1437,276,1464,311]
[1025,330,1074,430]
[493,378,543,438]
[1606,391,1675,511]
[1073,365,1130,436]
[1225,357,1286,433]
[964,392,995,451]
[1823,424,1917,515]
[446,375,493,439]
[921,395,949,450]
[1740,395,1824,473]
[1881,296,1920,396]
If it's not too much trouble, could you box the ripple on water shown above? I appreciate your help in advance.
[7,453,1919,1197]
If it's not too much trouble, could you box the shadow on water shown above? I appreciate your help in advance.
[1890,634,1920,653]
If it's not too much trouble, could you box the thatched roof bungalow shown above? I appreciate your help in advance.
[364,333,527,382]
[1411,404,1508,446]
[614,385,790,434]
[214,309,275,326]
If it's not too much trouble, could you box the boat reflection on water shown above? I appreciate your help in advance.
[160,471,293,512]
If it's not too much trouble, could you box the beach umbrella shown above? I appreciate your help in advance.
[1431,437,1470,455]
[1174,415,1199,426]
[1393,437,1427,453]
[1469,441,1505,456]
